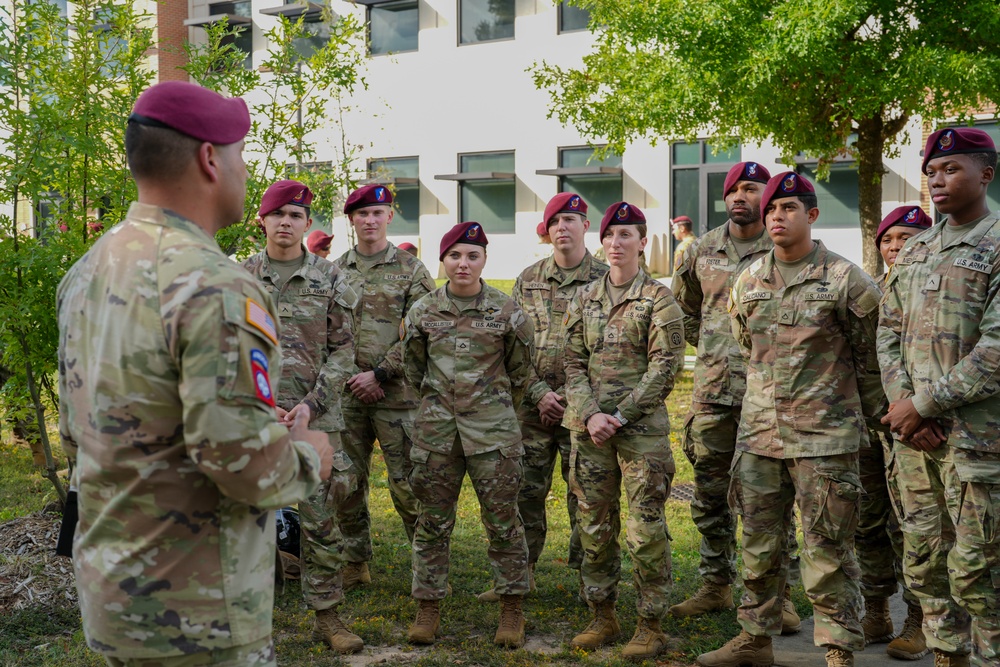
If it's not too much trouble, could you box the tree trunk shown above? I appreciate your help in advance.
[856,116,888,278]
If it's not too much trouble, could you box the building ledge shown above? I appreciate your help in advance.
[184,13,253,27]
[435,172,515,182]
[535,166,622,176]
[259,2,325,19]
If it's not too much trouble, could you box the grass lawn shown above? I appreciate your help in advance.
[0,374,811,666]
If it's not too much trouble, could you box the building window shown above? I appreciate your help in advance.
[34,193,62,238]
[797,165,858,229]
[976,121,1000,214]
[558,2,589,33]
[459,0,514,45]
[185,1,253,70]
[368,157,420,235]
[435,152,515,232]
[259,2,331,57]
[535,146,622,217]
[367,0,418,55]
[670,140,741,236]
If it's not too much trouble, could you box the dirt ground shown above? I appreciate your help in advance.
[0,511,77,616]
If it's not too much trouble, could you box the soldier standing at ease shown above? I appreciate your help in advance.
[670,161,800,630]
[57,81,332,666]
[672,215,696,271]
[307,229,334,258]
[477,193,608,603]
[403,222,534,648]
[879,127,1000,667]
[564,202,687,661]
[331,184,435,590]
[699,172,883,667]
[855,205,932,660]
[242,180,363,654]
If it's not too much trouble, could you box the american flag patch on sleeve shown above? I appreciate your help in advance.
[246,298,278,345]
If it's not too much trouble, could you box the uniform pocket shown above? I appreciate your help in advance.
[810,474,862,542]
[727,450,745,518]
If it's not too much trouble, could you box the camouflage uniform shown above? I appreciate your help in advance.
[331,243,435,563]
[563,270,686,619]
[729,241,883,652]
[403,283,534,600]
[242,249,358,612]
[57,203,323,661]
[671,224,772,587]
[513,251,608,568]
[673,235,695,272]
[877,213,1000,665]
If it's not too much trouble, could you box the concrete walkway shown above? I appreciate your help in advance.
[772,592,931,666]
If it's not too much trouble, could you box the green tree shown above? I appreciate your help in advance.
[0,0,155,505]
[533,0,1000,275]
[183,10,368,258]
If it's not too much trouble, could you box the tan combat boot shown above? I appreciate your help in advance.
[494,594,526,648]
[668,582,735,617]
[887,601,928,659]
[862,596,895,644]
[313,607,364,654]
[342,561,371,591]
[932,649,970,667]
[621,616,669,661]
[408,600,440,644]
[478,564,535,602]
[570,600,621,649]
[826,647,854,666]
[696,630,774,667]
[782,585,801,634]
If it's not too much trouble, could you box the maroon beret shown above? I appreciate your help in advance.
[921,127,996,175]
[258,180,313,217]
[535,221,549,237]
[306,229,333,253]
[397,242,417,253]
[723,161,772,197]
[543,192,587,227]
[760,171,816,217]
[875,205,932,248]
[439,222,488,261]
[671,215,693,227]
[129,81,250,145]
[600,201,647,237]
[344,184,393,214]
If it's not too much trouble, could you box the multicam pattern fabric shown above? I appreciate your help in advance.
[241,250,358,432]
[57,203,322,659]
[402,283,535,456]
[729,241,884,458]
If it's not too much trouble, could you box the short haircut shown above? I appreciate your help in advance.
[125,123,200,181]
[797,194,818,210]
[673,220,692,230]
[970,151,998,171]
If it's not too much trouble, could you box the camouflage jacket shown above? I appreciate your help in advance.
[242,250,357,432]
[563,269,686,435]
[331,243,436,409]
[877,214,1000,452]
[730,241,884,458]
[403,282,535,456]
[673,235,695,271]
[671,223,773,405]
[513,252,608,423]
[57,203,322,658]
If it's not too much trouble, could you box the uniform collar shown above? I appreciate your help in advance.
[593,267,648,303]
[921,212,998,251]
[126,202,218,247]
[760,240,827,288]
[258,246,312,284]
[346,242,398,268]
[543,250,597,284]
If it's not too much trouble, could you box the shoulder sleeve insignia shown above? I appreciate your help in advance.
[250,348,276,407]
[246,298,278,345]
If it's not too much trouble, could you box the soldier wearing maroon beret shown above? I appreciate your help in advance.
[307,229,334,258]
[59,81,334,666]
[402,221,535,648]
[878,126,999,667]
[329,183,436,596]
[672,214,696,271]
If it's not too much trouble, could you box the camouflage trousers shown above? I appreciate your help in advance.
[409,436,529,600]
[731,451,864,651]
[337,404,420,564]
[892,445,1000,665]
[103,636,275,667]
[570,431,673,619]
[518,419,582,568]
[857,438,916,605]
[683,403,801,587]
[299,432,356,611]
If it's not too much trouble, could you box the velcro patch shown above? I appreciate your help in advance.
[384,274,410,280]
[741,290,772,303]
[250,348,275,407]
[699,257,734,271]
[804,292,837,301]
[954,257,992,274]
[246,298,278,345]
[524,282,549,290]
[423,320,453,329]
[472,320,505,331]
[299,288,332,297]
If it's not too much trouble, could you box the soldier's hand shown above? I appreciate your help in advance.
[881,398,923,442]
[907,419,946,452]
[537,392,565,426]
[587,413,620,446]
[288,406,334,481]
[282,402,311,426]
[348,371,383,403]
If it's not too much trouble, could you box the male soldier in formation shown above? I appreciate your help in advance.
[672,215,696,271]
[307,229,334,258]
[670,161,799,633]
[330,184,435,590]
[477,193,608,602]
[404,222,534,648]
[242,180,363,654]
[699,172,883,667]
[879,127,1000,667]
[57,81,332,666]
[855,205,932,660]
